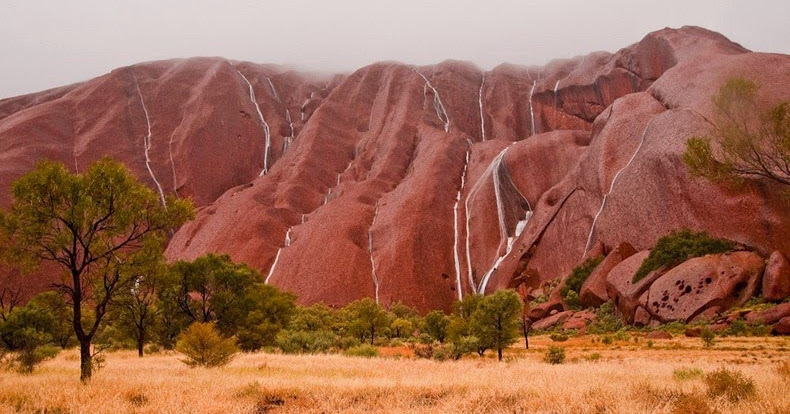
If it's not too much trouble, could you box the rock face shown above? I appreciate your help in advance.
[762,251,790,302]
[1,26,788,312]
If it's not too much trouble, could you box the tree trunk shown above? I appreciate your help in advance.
[523,318,530,349]
[137,330,145,357]
[79,340,92,382]
[497,347,503,361]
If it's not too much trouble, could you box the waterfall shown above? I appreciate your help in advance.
[528,80,537,136]
[453,150,471,300]
[368,203,381,303]
[132,71,167,208]
[415,70,450,133]
[553,80,561,127]
[235,69,272,176]
[265,248,282,284]
[465,146,532,294]
[479,74,486,141]
[584,117,657,256]
[266,77,280,101]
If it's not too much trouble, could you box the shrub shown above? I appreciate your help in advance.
[175,323,238,367]
[544,346,566,364]
[586,302,623,334]
[673,367,704,381]
[601,336,614,345]
[700,328,715,348]
[448,335,479,360]
[431,345,452,361]
[633,229,734,282]
[549,333,569,342]
[343,344,378,358]
[275,330,336,354]
[413,343,435,359]
[703,368,756,402]
[583,353,601,362]
[647,340,654,348]
[561,256,603,309]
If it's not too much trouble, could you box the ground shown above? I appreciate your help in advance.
[0,335,788,413]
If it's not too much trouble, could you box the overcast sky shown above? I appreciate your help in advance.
[2,0,789,99]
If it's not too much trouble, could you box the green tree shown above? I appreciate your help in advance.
[0,159,193,381]
[422,310,450,343]
[390,318,413,339]
[446,295,486,355]
[684,77,790,198]
[343,298,388,345]
[470,290,523,361]
[0,300,60,373]
[114,259,166,357]
[231,284,296,351]
[170,254,258,323]
[26,291,73,349]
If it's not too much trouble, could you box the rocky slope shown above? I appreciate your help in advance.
[0,26,788,313]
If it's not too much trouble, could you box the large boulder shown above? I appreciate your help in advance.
[745,302,790,325]
[580,242,638,307]
[532,310,574,330]
[762,251,790,302]
[644,252,764,323]
[605,250,657,322]
[773,317,790,335]
[561,310,597,330]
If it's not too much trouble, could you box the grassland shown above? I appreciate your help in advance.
[1,335,788,414]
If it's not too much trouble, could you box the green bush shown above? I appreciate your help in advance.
[633,229,734,282]
[586,302,623,334]
[673,367,704,381]
[447,336,479,360]
[561,256,603,309]
[544,346,566,364]
[704,368,756,402]
[701,328,715,348]
[343,344,378,358]
[175,323,238,368]
[275,330,336,354]
[549,333,569,342]
[601,336,614,345]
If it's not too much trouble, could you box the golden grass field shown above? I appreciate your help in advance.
[1,335,788,414]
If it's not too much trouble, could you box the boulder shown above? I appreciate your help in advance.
[745,302,790,325]
[561,310,597,330]
[644,252,764,323]
[646,331,672,340]
[532,310,574,330]
[762,251,790,302]
[605,251,658,322]
[580,242,638,307]
[772,317,790,335]
[633,306,652,326]
[527,291,564,321]
[684,328,702,337]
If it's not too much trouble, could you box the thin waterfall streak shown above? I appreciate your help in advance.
[265,249,282,284]
[479,74,486,141]
[453,150,470,300]
[132,71,167,208]
[235,69,271,175]
[528,80,537,136]
[266,77,280,101]
[584,118,657,256]
[415,70,450,132]
[369,203,380,303]
[553,80,561,127]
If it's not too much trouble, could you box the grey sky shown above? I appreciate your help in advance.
[2,0,789,99]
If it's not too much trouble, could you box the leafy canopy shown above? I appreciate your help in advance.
[633,229,734,282]
[684,77,790,198]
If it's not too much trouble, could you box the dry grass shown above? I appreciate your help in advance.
[0,335,788,413]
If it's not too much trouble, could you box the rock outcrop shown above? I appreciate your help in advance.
[762,251,790,302]
[1,26,788,312]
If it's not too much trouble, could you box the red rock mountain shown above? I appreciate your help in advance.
[1,27,788,312]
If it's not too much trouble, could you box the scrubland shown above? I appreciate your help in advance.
[1,335,787,414]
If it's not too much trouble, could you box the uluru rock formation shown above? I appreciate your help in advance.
[1,26,788,313]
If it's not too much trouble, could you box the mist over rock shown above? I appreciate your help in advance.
[1,26,788,312]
